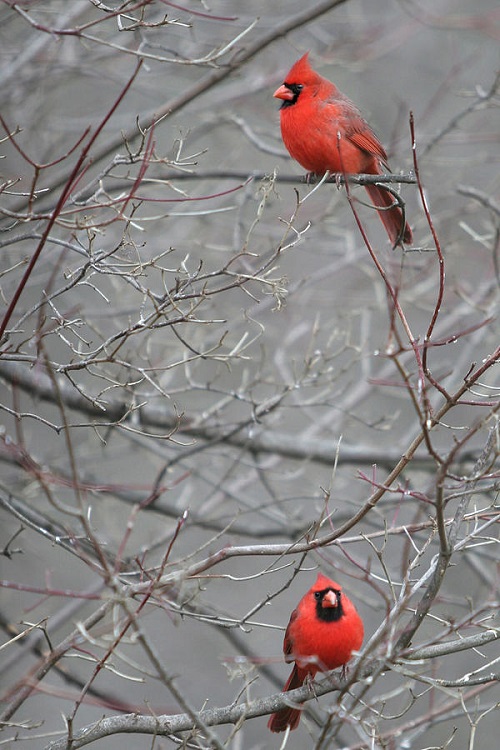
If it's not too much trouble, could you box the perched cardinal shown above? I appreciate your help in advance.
[274,53,412,247]
[267,573,364,733]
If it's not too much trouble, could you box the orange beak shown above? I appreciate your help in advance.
[322,590,338,609]
[273,84,294,101]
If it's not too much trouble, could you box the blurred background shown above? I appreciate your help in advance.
[1,1,499,748]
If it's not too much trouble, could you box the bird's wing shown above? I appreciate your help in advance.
[283,607,298,660]
[349,126,388,163]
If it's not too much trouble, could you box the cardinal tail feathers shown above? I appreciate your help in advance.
[267,664,305,733]
[365,183,412,247]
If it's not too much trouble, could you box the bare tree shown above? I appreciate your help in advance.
[0,1,498,749]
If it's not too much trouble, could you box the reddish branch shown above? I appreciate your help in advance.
[0,61,144,344]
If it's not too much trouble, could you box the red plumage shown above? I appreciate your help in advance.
[268,573,364,733]
[274,53,412,247]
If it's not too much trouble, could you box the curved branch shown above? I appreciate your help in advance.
[43,667,357,750]
[404,629,499,660]
[43,627,500,750]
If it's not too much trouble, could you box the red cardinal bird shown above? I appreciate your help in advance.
[268,573,364,733]
[274,53,412,247]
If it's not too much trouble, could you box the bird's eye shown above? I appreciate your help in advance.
[314,591,321,600]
